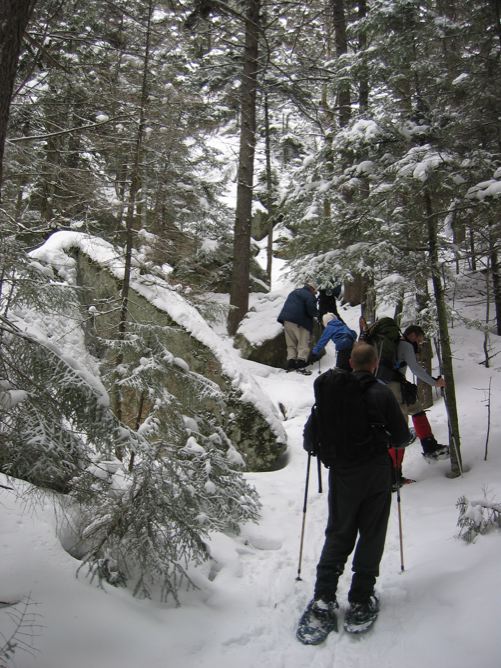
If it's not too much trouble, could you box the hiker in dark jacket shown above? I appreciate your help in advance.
[317,287,341,323]
[277,282,318,373]
[309,313,357,372]
[299,342,411,638]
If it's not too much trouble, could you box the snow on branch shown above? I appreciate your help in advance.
[456,495,501,543]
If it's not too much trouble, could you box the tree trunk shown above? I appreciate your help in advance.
[113,0,153,450]
[342,275,362,306]
[0,0,37,200]
[490,245,501,336]
[361,275,376,322]
[424,189,463,477]
[228,0,260,335]
[484,255,492,368]
[468,227,477,271]
[331,0,351,128]
[263,92,273,285]
[357,0,369,111]
[490,0,501,49]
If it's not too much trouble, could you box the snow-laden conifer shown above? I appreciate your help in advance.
[0,227,261,601]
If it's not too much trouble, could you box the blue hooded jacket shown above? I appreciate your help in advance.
[312,318,357,355]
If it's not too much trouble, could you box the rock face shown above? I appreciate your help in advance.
[73,249,287,472]
[235,322,323,370]
[233,291,288,370]
[234,329,288,369]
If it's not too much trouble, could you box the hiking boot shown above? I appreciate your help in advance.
[295,358,312,375]
[344,595,379,634]
[286,359,297,372]
[423,445,450,461]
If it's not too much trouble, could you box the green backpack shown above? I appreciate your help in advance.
[363,317,402,381]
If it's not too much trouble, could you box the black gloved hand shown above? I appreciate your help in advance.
[308,352,321,365]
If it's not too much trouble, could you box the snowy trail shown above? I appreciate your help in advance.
[1,317,501,668]
[207,344,501,668]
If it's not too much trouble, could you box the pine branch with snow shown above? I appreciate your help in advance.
[62,324,261,600]
[71,429,260,602]
[456,495,501,543]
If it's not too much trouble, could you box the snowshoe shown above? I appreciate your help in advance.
[296,598,338,645]
[423,445,450,462]
[343,595,379,634]
[296,367,312,376]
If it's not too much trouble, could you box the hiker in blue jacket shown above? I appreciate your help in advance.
[277,282,318,373]
[309,313,357,372]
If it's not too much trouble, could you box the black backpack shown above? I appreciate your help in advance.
[362,317,402,382]
[303,369,388,467]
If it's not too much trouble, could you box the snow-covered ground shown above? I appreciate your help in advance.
[1,291,501,668]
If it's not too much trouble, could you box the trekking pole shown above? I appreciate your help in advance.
[318,357,321,375]
[296,453,312,581]
[396,480,405,572]
[317,455,323,494]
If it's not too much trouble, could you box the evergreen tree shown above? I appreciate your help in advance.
[0,224,261,598]
[0,0,37,197]
[0,0,263,599]
[3,0,234,257]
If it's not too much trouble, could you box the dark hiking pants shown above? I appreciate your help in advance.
[314,458,392,604]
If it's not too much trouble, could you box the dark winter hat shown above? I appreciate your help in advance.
[403,325,425,338]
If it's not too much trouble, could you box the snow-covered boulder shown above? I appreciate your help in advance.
[234,291,287,369]
[30,232,287,472]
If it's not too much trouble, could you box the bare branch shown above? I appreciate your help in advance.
[7,115,134,143]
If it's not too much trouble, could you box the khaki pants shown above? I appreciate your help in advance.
[387,380,423,418]
[283,321,312,362]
